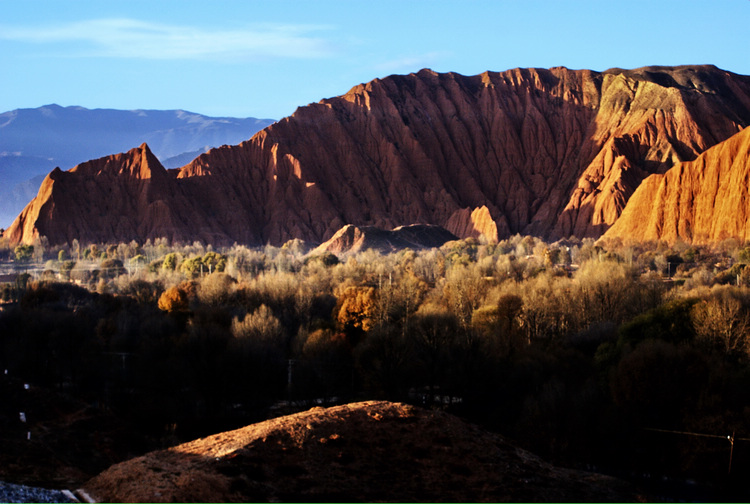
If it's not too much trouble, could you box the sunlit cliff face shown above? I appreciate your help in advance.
[6,65,750,248]
[604,126,750,245]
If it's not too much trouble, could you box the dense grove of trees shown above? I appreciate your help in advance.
[3,234,750,496]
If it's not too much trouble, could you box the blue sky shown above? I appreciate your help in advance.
[1,0,748,119]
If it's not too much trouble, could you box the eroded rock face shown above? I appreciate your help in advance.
[603,126,750,244]
[6,65,750,246]
[445,206,499,242]
[5,144,169,246]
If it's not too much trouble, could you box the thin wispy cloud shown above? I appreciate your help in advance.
[0,18,336,60]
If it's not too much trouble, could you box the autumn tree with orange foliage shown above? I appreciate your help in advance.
[336,285,377,334]
[157,285,189,313]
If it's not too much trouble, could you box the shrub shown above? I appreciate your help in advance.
[180,256,205,278]
[304,252,340,268]
[336,285,378,333]
[162,252,179,271]
[691,289,750,358]
[14,244,33,262]
[123,278,163,304]
[158,286,189,313]
[100,258,126,280]
[197,273,236,306]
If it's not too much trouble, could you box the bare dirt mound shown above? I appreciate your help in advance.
[83,401,639,502]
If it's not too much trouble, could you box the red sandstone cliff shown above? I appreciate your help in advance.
[6,65,750,246]
[603,126,750,244]
[5,144,171,246]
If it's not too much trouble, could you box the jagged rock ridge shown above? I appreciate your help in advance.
[0,104,275,228]
[6,65,750,246]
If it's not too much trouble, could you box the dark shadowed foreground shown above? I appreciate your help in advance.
[84,401,639,503]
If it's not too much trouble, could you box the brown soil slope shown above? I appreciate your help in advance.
[83,401,638,503]
[604,126,750,244]
[7,65,750,247]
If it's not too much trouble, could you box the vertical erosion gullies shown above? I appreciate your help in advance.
[6,65,750,246]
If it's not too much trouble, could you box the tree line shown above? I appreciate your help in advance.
[3,234,750,496]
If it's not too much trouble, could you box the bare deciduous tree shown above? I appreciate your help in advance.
[692,290,750,357]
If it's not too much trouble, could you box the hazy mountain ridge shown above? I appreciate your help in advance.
[0,105,275,227]
[0,104,275,162]
[161,148,212,169]
[6,65,750,246]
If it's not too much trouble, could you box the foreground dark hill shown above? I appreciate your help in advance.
[6,65,750,246]
[83,401,639,502]
[0,105,274,228]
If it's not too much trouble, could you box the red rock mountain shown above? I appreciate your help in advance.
[604,126,750,244]
[6,65,750,247]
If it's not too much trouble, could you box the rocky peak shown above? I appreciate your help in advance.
[68,143,166,180]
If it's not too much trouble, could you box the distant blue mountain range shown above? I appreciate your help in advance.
[0,104,275,228]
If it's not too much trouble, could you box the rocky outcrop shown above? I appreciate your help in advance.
[4,144,196,246]
[555,66,750,238]
[445,206,499,242]
[6,65,750,246]
[311,223,457,255]
[603,126,750,244]
[3,143,272,246]
[82,401,639,502]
